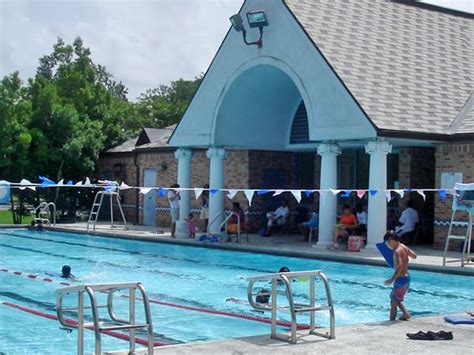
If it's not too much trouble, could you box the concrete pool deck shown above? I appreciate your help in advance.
[44,222,474,275]
[106,314,474,355]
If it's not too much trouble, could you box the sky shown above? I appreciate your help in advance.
[0,0,472,101]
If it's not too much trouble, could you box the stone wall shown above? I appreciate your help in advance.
[434,143,474,250]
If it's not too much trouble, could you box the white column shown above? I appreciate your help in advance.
[316,143,341,247]
[175,148,193,238]
[365,139,392,248]
[207,147,227,236]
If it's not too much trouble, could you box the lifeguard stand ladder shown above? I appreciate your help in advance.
[56,282,154,355]
[442,184,473,267]
[87,191,127,232]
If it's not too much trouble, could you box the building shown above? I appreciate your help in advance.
[99,0,473,249]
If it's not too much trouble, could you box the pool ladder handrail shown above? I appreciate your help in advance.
[56,282,154,355]
[207,211,247,243]
[87,190,127,232]
[34,202,56,226]
[247,270,335,344]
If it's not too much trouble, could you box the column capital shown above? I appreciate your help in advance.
[317,142,341,156]
[206,147,227,160]
[365,139,392,155]
[175,148,193,160]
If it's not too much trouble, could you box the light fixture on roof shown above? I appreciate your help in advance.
[229,10,268,48]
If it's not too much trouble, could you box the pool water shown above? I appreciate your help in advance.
[0,229,473,354]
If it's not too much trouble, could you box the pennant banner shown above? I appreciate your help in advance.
[291,190,302,203]
[416,189,426,201]
[356,190,366,199]
[227,189,239,200]
[194,188,203,200]
[243,190,254,205]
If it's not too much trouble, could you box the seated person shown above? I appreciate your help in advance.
[332,205,358,250]
[227,202,245,234]
[386,209,398,231]
[356,204,367,234]
[297,206,319,242]
[265,200,290,235]
[395,200,419,241]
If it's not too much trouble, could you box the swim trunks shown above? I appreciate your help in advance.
[390,274,410,302]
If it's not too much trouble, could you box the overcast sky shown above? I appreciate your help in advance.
[1,0,472,101]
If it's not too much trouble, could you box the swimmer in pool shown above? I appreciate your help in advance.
[226,289,271,305]
[61,265,74,279]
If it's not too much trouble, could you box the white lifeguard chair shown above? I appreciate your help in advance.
[87,190,127,232]
[442,183,474,267]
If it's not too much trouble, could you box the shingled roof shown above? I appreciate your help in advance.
[284,0,474,135]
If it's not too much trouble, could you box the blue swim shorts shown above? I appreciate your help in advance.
[390,274,410,302]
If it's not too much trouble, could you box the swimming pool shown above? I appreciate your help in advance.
[1,229,473,354]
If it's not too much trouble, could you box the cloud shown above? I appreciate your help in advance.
[0,0,242,100]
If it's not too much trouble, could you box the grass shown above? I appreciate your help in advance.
[0,210,33,224]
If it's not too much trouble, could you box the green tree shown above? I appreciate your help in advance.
[135,76,202,128]
[28,37,124,179]
[0,72,32,179]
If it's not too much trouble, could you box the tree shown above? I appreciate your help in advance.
[0,72,32,179]
[135,76,202,128]
[26,37,138,179]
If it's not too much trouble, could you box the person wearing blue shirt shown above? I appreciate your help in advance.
[297,206,319,242]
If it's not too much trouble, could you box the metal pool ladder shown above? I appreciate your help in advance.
[247,270,335,344]
[56,282,154,355]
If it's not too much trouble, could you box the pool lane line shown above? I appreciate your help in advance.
[0,301,165,347]
[1,268,312,330]
[1,231,273,274]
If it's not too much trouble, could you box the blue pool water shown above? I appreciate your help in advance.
[0,229,473,354]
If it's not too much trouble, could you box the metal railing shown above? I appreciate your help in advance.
[34,202,56,226]
[56,282,154,355]
[87,191,127,232]
[247,270,335,344]
[207,211,246,243]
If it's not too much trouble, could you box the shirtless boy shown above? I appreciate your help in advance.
[383,231,417,321]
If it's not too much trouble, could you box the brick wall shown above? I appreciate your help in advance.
[96,154,137,222]
[434,143,474,250]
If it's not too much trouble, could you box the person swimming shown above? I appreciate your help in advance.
[226,289,271,305]
[279,266,290,273]
[61,265,74,279]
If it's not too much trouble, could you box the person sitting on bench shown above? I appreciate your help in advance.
[332,205,358,250]
[395,200,419,242]
[265,200,290,236]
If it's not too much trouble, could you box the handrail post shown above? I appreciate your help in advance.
[85,286,101,354]
[310,275,315,333]
[137,283,154,354]
[129,287,136,353]
[77,291,84,355]
[271,278,277,338]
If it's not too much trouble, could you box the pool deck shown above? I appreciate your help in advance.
[42,222,474,275]
[107,314,474,355]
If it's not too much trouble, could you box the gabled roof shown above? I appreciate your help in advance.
[285,0,474,135]
[105,125,176,154]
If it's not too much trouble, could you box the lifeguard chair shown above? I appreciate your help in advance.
[442,182,474,267]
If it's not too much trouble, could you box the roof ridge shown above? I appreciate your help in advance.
[448,93,474,134]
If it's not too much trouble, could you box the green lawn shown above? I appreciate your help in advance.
[0,210,33,224]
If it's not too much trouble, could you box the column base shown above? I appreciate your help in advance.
[175,220,189,239]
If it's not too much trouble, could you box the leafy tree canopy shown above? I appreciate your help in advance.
[0,37,201,182]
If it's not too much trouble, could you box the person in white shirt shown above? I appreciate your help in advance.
[167,184,180,237]
[395,200,419,237]
[356,205,367,230]
[265,200,290,235]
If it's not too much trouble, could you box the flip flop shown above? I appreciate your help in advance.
[406,331,434,340]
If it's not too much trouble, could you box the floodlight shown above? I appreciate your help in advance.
[246,10,268,28]
[230,14,245,32]
[229,10,268,48]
